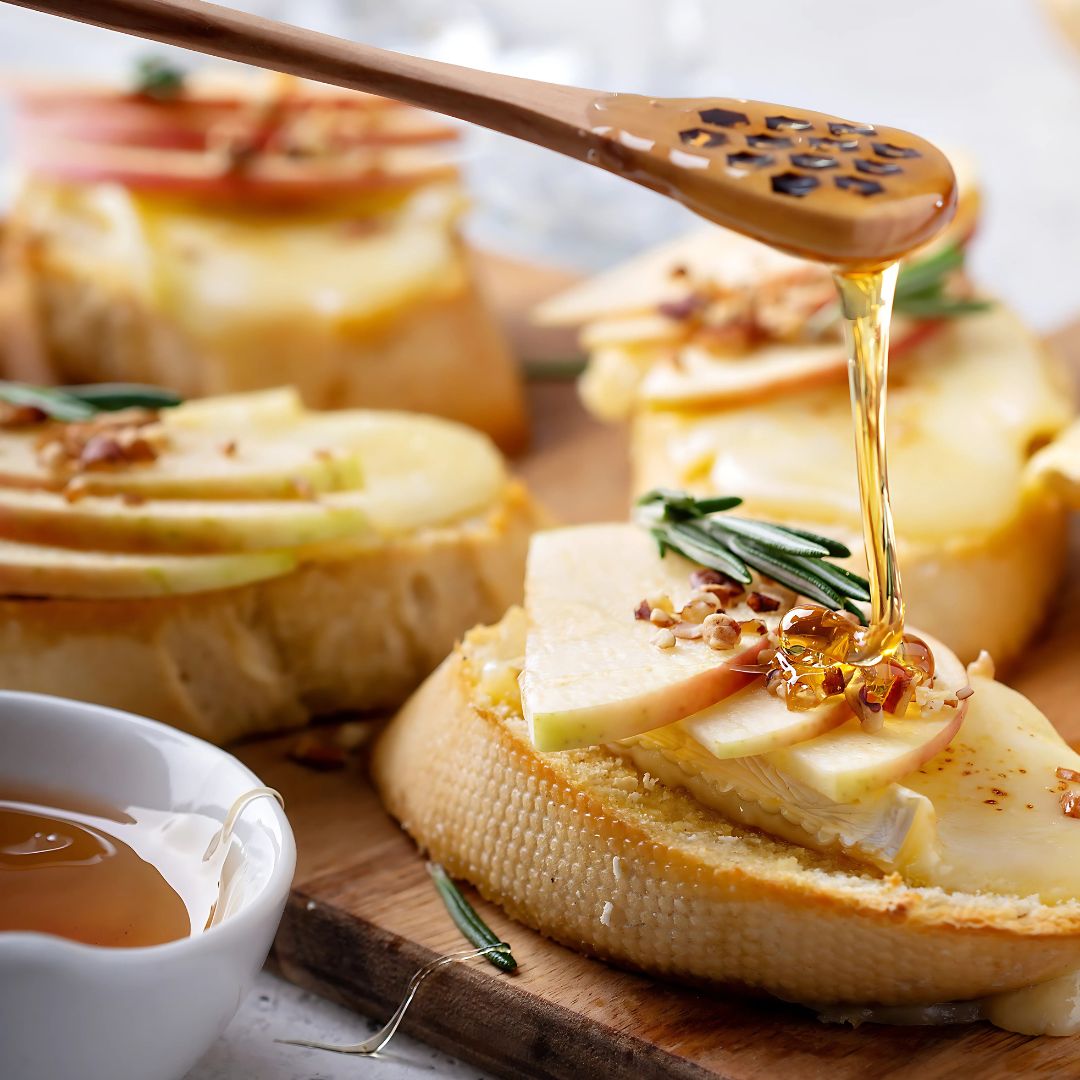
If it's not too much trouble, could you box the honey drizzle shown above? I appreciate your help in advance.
[836,264,904,664]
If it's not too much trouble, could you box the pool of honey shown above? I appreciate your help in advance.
[0,786,190,948]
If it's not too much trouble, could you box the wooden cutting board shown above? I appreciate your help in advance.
[238,297,1080,1080]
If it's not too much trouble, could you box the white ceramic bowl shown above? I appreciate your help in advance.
[0,691,296,1080]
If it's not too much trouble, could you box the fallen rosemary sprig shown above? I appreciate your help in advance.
[0,382,183,422]
[636,488,870,621]
[427,862,517,974]
[133,56,187,101]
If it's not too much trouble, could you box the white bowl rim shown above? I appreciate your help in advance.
[0,689,296,964]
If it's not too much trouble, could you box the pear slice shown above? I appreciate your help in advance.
[166,387,305,432]
[0,538,294,598]
[681,681,850,760]
[0,487,368,553]
[521,525,777,753]
[302,411,508,539]
[0,423,362,500]
[759,634,970,803]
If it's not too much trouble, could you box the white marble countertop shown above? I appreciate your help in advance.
[5,1,1080,1077]
[184,970,484,1080]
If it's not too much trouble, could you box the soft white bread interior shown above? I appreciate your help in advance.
[373,610,1080,1008]
[0,391,543,742]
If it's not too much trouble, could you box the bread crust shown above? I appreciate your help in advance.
[0,483,540,743]
[373,617,1080,1006]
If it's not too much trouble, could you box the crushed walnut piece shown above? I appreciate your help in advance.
[36,409,168,476]
[689,568,744,606]
[654,265,837,356]
[822,665,847,696]
[746,591,781,613]
[0,402,49,428]
[702,612,740,651]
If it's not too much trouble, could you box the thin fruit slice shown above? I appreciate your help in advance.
[304,412,508,538]
[166,387,305,432]
[0,538,294,599]
[0,423,361,500]
[521,525,778,753]
[681,681,850,760]
[0,487,368,554]
[760,634,969,803]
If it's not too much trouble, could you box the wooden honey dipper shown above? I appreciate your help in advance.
[5,0,957,264]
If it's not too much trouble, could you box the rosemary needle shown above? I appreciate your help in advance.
[427,862,517,973]
[0,381,183,422]
[636,489,870,622]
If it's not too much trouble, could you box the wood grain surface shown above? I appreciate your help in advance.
[239,313,1080,1080]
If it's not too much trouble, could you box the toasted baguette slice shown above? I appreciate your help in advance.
[0,482,540,744]
[3,180,527,452]
[373,611,1080,1008]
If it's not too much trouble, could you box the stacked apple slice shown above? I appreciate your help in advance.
[520,525,974,877]
[12,74,459,203]
[0,389,507,599]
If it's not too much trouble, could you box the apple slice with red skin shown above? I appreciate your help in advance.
[521,524,784,753]
[758,633,970,802]
[20,140,456,201]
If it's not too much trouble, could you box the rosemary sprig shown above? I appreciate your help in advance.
[427,862,517,974]
[893,244,991,321]
[133,56,187,101]
[0,382,183,422]
[636,488,870,622]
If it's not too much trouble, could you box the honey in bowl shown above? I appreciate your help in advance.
[0,785,248,948]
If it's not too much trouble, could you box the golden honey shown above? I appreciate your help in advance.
[0,786,191,948]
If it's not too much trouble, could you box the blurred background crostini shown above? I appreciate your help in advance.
[0,68,529,451]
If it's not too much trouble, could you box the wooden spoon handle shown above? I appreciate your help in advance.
[4,0,600,160]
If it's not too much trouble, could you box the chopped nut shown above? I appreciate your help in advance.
[672,622,703,640]
[633,599,652,621]
[679,593,720,623]
[740,618,768,636]
[36,409,167,474]
[650,607,676,628]
[651,628,677,650]
[0,402,49,428]
[702,612,740,651]
[822,665,847,696]
[646,591,674,613]
[690,568,744,605]
[955,686,974,701]
[289,733,347,772]
[62,477,89,503]
[1057,767,1080,784]
[746,591,781,613]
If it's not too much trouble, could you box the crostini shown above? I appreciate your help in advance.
[536,201,1077,665]
[375,521,1080,1032]
[1,68,527,451]
[0,386,542,742]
